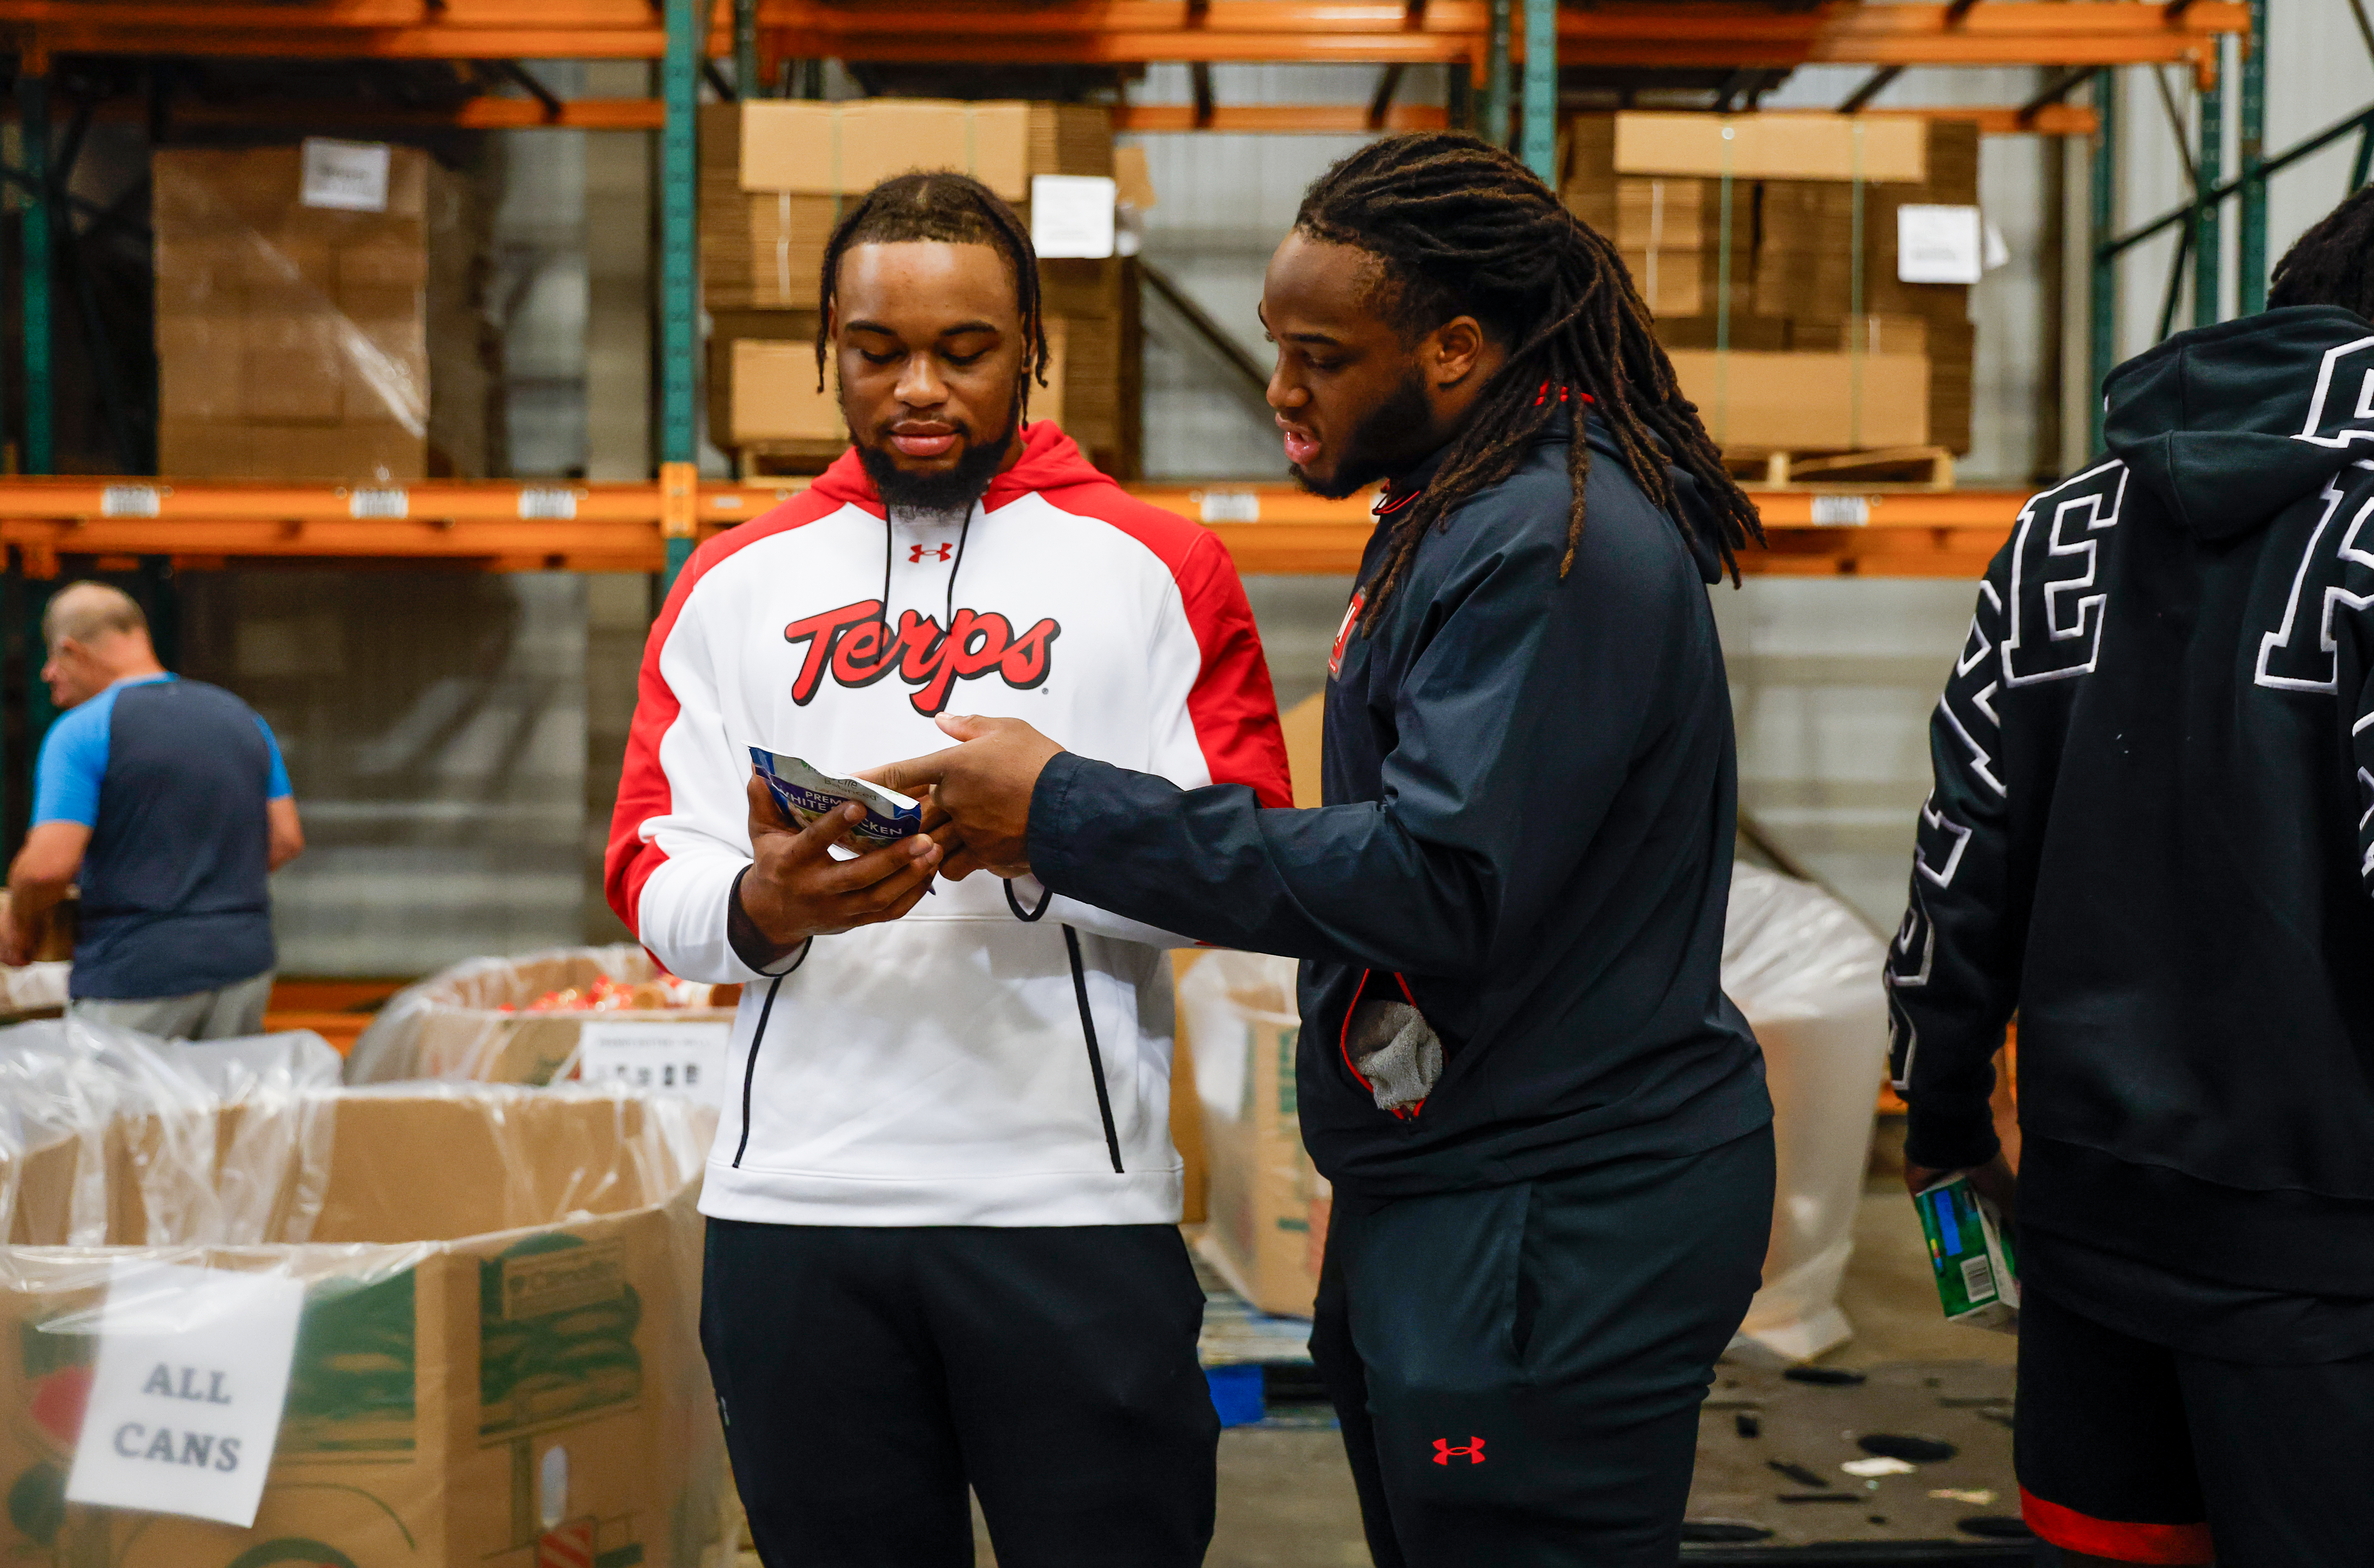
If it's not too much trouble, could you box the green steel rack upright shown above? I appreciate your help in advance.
[2237,0,2267,314]
[660,0,702,591]
[2193,41,2224,328]
[1521,0,1556,184]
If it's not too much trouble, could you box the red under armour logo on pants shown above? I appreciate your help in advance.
[1432,1436,1486,1465]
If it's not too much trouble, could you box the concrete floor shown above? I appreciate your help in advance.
[735,1161,2015,1566]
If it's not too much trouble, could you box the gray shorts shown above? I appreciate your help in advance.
[71,969,275,1041]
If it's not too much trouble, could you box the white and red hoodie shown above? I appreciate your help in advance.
[607,422,1291,1228]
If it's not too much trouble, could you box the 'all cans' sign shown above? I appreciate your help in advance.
[63,1261,304,1527]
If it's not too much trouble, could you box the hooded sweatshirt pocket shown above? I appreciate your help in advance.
[728,918,1149,1181]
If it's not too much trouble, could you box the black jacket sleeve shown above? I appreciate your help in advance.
[1028,488,1693,977]
[1887,547,2021,1171]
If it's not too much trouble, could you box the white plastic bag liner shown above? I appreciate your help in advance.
[344,942,731,1086]
[0,1018,342,1249]
[0,961,69,1014]
[0,1036,726,1566]
[1721,864,1890,1363]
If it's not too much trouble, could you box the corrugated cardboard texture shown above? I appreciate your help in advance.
[1565,113,1973,454]
[1614,111,1927,183]
[740,101,1034,200]
[1667,348,1929,452]
[0,1090,724,1568]
[153,143,492,480]
[1183,960,1329,1319]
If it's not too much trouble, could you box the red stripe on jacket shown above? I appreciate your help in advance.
[602,487,847,936]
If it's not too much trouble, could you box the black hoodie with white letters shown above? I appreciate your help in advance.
[1890,305,2374,1298]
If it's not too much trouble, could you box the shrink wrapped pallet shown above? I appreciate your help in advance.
[152,141,494,480]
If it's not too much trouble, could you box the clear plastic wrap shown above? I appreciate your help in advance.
[0,1036,724,1568]
[0,960,69,1017]
[1721,863,1892,1363]
[345,943,736,1086]
[1179,949,1330,1317]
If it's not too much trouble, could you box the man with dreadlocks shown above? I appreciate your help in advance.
[608,171,1289,1566]
[1884,186,2374,1567]
[878,132,1777,1562]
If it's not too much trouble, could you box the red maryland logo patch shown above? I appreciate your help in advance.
[784,599,1061,717]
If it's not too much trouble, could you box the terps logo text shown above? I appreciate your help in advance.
[1431,1436,1485,1466]
[784,599,1060,717]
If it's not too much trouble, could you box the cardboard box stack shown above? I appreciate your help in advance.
[1563,112,1980,458]
[0,1024,725,1568]
[701,101,1139,476]
[154,141,492,480]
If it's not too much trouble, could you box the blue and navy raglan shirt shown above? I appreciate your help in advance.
[33,675,291,1000]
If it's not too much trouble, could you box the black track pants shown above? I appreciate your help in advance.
[1310,1127,1775,1567]
[702,1219,1219,1568]
[2016,1279,2374,1567]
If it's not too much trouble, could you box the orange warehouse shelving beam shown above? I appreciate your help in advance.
[0,478,2021,579]
[0,1,2245,69]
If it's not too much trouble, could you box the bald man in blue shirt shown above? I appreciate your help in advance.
[2,582,304,1039]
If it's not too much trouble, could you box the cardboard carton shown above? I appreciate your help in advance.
[1614,111,1927,183]
[345,946,738,1088]
[152,143,489,480]
[0,1085,724,1568]
[1665,348,1929,452]
[1179,951,1329,1318]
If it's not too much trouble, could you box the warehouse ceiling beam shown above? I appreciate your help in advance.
[0,3,2248,69]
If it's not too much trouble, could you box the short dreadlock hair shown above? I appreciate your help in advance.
[1295,132,1762,628]
[816,171,1050,410]
[2269,183,2374,319]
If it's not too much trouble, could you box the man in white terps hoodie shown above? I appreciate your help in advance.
[606,172,1290,1566]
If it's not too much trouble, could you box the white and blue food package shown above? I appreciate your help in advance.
[749,748,923,846]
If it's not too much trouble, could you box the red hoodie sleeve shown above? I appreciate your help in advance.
[1172,527,1294,807]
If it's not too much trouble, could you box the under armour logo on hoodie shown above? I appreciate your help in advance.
[783,599,1062,716]
[909,542,954,563]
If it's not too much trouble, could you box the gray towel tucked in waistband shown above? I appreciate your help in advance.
[1346,998,1442,1111]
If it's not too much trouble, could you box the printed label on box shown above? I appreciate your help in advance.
[1897,204,1984,285]
[577,1020,731,1104]
[63,1260,305,1527]
[1031,174,1117,260]
[300,138,394,213]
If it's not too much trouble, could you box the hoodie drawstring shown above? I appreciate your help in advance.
[1007,878,1122,1174]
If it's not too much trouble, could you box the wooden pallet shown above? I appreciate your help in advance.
[1730,446,1957,490]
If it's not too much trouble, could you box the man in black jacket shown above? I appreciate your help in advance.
[876,133,1775,1564]
[1889,188,2374,1568]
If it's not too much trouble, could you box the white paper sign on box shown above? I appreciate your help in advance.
[300,137,393,212]
[1031,174,1117,260]
[64,1260,305,1527]
[578,1019,732,1104]
[1896,204,1984,285]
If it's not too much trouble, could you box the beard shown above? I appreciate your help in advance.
[855,405,1020,513]
[1292,364,1435,500]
